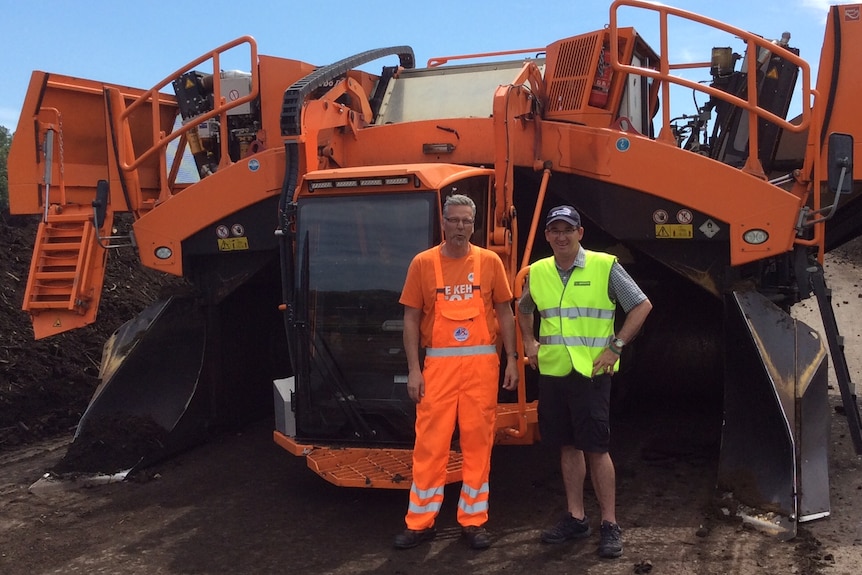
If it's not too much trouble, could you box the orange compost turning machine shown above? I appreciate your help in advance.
[8,1,862,539]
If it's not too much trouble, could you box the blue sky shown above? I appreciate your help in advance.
[0,0,846,131]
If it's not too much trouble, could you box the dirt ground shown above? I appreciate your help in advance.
[1,212,861,575]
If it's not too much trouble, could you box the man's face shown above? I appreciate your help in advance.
[442,204,475,248]
[544,221,583,259]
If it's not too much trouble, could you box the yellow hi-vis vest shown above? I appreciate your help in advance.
[529,251,618,378]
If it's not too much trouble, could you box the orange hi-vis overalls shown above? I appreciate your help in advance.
[406,245,500,530]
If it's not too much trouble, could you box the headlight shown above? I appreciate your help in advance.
[154,246,173,259]
[743,229,769,245]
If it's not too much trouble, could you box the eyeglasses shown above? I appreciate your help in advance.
[547,227,577,237]
[444,217,475,226]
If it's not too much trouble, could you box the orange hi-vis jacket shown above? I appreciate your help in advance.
[405,245,502,530]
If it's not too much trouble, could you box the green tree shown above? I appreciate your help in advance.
[0,125,10,210]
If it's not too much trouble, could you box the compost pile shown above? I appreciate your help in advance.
[0,211,183,452]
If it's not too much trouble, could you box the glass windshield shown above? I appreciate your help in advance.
[294,192,436,444]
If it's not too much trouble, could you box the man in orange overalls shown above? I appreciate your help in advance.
[394,194,519,550]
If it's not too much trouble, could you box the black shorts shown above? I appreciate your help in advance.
[537,371,611,453]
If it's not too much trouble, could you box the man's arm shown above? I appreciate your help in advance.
[613,298,652,346]
[517,282,540,370]
[592,297,653,377]
[403,305,425,403]
[495,301,519,391]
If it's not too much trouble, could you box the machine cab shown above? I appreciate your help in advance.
[289,165,497,446]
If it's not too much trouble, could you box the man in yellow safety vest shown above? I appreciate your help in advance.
[518,205,652,559]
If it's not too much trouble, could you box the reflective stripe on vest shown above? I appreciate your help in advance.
[538,334,611,347]
[530,251,617,377]
[425,345,497,357]
[539,307,615,320]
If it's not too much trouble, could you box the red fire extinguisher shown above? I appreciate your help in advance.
[589,42,612,108]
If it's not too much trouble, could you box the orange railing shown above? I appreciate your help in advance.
[427,47,545,68]
[609,0,817,175]
[609,0,823,248]
[115,36,259,197]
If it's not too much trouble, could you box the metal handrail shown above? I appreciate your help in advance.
[609,0,816,175]
[609,0,825,251]
[116,36,259,178]
[427,47,545,68]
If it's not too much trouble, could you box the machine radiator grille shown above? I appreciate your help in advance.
[546,34,601,112]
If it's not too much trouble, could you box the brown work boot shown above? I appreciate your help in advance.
[393,526,436,549]
[461,525,492,549]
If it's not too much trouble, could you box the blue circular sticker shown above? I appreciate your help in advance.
[453,327,470,342]
[248,159,260,172]
[616,138,630,152]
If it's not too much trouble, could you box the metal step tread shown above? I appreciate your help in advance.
[305,446,463,489]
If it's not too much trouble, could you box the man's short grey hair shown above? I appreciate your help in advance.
[443,194,476,217]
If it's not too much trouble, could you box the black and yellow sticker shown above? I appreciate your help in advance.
[218,237,250,251]
[655,224,693,239]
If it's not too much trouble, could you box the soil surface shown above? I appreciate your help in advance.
[1,212,861,575]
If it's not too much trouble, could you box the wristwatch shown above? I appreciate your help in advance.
[611,337,625,350]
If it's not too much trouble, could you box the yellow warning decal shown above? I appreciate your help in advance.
[218,237,250,251]
[655,224,693,239]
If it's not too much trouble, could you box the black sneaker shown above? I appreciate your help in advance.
[598,521,623,558]
[462,525,492,550]
[393,527,436,549]
[540,513,592,544]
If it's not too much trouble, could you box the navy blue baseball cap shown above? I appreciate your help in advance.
[546,205,581,227]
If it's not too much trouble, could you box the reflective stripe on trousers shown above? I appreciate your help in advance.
[408,484,444,515]
[458,481,490,515]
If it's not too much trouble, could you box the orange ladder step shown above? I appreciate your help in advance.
[23,207,110,338]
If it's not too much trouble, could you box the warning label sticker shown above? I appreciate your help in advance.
[655,224,693,239]
[699,219,720,238]
[218,237,250,251]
